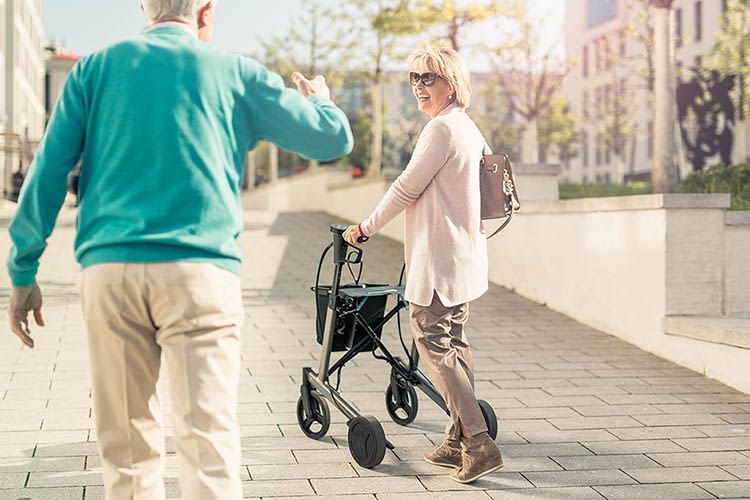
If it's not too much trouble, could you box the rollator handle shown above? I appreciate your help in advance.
[330,224,364,264]
[330,224,369,244]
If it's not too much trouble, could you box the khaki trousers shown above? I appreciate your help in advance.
[81,262,243,500]
[410,293,487,440]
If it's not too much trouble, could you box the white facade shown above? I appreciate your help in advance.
[2,0,45,198]
[564,0,743,184]
[45,47,78,118]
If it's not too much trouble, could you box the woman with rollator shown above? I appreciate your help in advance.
[343,47,502,484]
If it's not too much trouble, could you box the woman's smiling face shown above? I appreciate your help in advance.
[411,66,454,118]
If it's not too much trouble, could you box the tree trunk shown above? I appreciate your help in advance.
[613,154,626,184]
[521,120,539,163]
[268,143,279,182]
[369,81,383,175]
[245,150,256,191]
[652,4,678,192]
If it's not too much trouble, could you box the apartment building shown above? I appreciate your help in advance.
[2,0,45,199]
[563,0,744,183]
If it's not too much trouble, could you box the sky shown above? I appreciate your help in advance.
[43,0,566,72]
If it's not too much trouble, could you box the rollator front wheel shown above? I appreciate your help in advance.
[385,380,419,426]
[478,399,499,440]
[347,415,387,468]
[296,391,331,440]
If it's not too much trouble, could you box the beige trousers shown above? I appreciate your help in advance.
[410,293,487,440]
[81,262,244,500]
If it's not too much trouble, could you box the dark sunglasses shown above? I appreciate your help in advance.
[409,72,438,87]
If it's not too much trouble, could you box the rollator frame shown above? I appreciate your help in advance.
[297,224,498,468]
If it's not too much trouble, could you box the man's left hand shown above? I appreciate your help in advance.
[8,284,45,348]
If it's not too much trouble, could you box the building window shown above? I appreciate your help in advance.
[619,29,626,58]
[604,38,612,70]
[695,1,702,42]
[605,144,611,164]
[603,84,610,115]
[587,0,619,28]
[583,89,589,118]
[695,55,703,69]
[583,45,589,77]
[675,8,683,47]
[648,120,653,159]
[722,0,729,13]
[596,135,602,165]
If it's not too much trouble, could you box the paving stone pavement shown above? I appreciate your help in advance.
[1,205,750,499]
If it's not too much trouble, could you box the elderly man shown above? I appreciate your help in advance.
[6,1,353,498]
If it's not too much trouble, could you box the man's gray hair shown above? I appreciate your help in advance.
[142,0,212,23]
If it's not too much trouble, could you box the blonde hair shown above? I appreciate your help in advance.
[408,47,472,108]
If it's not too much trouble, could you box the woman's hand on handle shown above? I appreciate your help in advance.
[343,225,366,245]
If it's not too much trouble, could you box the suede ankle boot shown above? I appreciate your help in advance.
[423,437,462,468]
[450,432,503,483]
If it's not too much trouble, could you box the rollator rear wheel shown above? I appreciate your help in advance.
[296,391,331,440]
[478,399,499,440]
[385,380,419,426]
[347,415,387,468]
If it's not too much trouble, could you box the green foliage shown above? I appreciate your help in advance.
[347,110,373,169]
[472,82,522,159]
[559,181,652,199]
[676,163,750,210]
[259,0,352,86]
[412,0,524,50]
[487,6,569,125]
[559,165,750,210]
[538,94,580,160]
[708,0,750,120]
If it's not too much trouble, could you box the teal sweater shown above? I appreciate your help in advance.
[7,27,353,287]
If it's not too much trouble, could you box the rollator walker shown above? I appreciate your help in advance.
[296,224,499,468]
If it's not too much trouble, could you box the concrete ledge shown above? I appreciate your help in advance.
[328,175,386,191]
[521,193,731,214]
[664,316,750,350]
[727,211,750,226]
[514,163,562,176]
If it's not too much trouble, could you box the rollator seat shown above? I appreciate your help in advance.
[315,283,396,352]
[337,285,405,299]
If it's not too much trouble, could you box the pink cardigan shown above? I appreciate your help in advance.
[360,105,488,307]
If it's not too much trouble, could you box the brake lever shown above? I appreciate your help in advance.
[345,244,364,264]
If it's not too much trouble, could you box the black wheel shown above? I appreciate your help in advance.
[478,399,498,440]
[385,379,419,426]
[296,391,331,440]
[347,415,387,468]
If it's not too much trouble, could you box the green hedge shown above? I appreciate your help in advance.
[676,163,750,211]
[559,165,750,210]
[559,181,652,199]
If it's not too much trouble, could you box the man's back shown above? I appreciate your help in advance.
[8,25,353,285]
